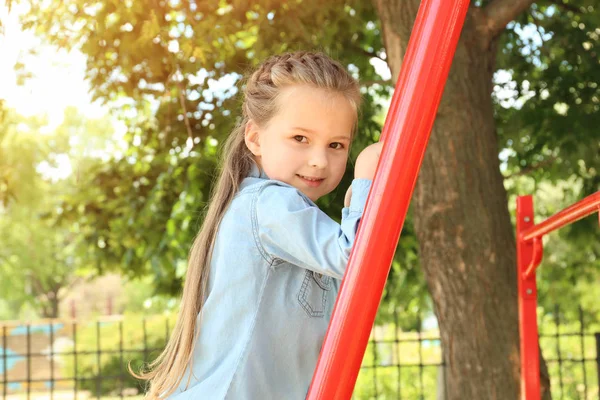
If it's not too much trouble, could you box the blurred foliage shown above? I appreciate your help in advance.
[0,100,48,208]
[0,104,118,318]
[121,276,180,315]
[0,0,596,324]
[497,1,599,192]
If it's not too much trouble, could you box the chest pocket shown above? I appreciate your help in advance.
[298,270,332,318]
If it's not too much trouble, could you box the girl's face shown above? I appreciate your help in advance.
[245,85,356,202]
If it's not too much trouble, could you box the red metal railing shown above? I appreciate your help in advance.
[516,191,600,399]
[306,0,470,398]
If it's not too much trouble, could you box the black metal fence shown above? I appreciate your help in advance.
[1,308,599,399]
[356,307,600,400]
[539,307,600,400]
[0,315,170,399]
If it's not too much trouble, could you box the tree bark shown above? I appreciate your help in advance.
[373,1,551,398]
[40,293,60,319]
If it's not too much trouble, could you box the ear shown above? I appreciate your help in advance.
[244,119,261,157]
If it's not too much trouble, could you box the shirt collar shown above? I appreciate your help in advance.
[247,161,269,179]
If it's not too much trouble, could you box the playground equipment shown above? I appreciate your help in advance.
[307,0,470,398]
[517,193,600,399]
[304,0,600,398]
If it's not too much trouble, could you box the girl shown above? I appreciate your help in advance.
[136,51,382,399]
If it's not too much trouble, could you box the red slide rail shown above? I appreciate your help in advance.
[306,0,470,398]
[517,191,600,399]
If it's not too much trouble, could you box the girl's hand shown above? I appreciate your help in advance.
[354,142,383,180]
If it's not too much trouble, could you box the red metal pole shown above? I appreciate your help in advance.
[516,191,600,399]
[521,191,600,243]
[516,195,541,400]
[306,1,470,398]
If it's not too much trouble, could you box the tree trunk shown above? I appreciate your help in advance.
[50,292,59,319]
[373,1,551,398]
[40,292,60,319]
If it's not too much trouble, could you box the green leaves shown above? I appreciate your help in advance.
[497,1,599,190]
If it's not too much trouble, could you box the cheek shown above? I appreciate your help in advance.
[328,153,349,182]
[272,144,304,166]
[333,152,349,172]
[261,144,296,179]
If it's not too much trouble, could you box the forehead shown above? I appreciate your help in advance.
[271,85,356,138]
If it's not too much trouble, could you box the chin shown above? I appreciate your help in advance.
[301,190,320,202]
[308,190,330,203]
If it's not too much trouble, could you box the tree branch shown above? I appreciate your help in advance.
[484,0,535,40]
[29,275,47,297]
[166,61,194,143]
[503,156,558,180]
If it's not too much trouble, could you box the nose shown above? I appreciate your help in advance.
[308,148,328,169]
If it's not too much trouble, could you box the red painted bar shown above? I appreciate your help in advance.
[520,191,600,243]
[516,195,541,400]
[516,191,600,398]
[306,1,470,398]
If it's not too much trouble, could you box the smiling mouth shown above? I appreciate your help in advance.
[297,174,325,187]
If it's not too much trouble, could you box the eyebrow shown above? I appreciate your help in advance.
[291,127,351,141]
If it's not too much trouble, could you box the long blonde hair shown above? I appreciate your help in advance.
[134,51,361,399]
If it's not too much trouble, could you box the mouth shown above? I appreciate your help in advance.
[297,174,325,188]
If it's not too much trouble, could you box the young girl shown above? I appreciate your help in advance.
[136,51,382,399]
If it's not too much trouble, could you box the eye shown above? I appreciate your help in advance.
[329,142,345,150]
[293,135,308,143]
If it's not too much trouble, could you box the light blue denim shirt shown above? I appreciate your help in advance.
[168,165,372,400]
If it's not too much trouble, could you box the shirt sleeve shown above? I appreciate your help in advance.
[253,179,372,279]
